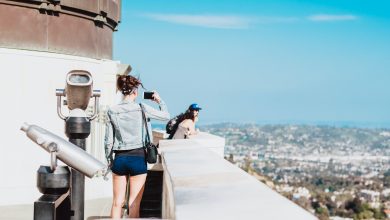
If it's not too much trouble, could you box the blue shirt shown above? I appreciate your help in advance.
[104,99,170,161]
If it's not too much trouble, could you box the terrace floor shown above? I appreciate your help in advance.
[0,197,112,220]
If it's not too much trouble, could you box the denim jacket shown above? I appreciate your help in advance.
[104,99,170,162]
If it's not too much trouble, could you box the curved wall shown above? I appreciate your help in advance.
[0,0,122,206]
[0,0,121,59]
[0,48,118,205]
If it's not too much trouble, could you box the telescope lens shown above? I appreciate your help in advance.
[69,75,90,84]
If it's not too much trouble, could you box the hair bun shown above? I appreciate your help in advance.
[117,74,143,95]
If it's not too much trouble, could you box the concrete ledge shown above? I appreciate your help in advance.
[158,134,317,220]
[159,132,225,157]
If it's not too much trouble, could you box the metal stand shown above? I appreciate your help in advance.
[55,82,100,220]
[34,165,71,220]
[34,192,71,220]
[65,116,90,220]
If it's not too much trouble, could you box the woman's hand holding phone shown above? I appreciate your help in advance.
[144,91,161,104]
[152,91,161,104]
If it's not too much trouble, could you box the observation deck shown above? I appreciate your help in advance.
[0,131,317,220]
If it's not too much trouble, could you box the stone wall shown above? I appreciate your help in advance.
[155,132,317,220]
[0,0,121,59]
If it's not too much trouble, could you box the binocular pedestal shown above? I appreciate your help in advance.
[22,122,107,220]
[34,166,71,220]
[66,116,90,220]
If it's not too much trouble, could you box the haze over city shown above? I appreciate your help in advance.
[114,0,390,126]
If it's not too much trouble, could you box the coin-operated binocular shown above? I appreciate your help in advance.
[22,70,104,220]
[21,123,107,220]
[21,123,106,177]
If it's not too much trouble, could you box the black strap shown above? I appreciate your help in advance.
[168,132,175,140]
[167,114,184,139]
[107,113,116,163]
[139,104,151,144]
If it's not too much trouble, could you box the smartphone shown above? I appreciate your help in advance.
[144,91,154,100]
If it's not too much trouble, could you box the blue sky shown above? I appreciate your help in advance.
[114,0,390,126]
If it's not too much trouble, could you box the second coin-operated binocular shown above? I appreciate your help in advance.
[21,123,107,178]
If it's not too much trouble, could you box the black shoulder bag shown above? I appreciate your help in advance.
[140,104,158,164]
[106,113,116,166]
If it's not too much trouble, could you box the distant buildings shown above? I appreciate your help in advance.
[359,189,380,203]
[204,124,390,220]
[292,187,311,200]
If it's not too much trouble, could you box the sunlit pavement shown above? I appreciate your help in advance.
[0,197,112,220]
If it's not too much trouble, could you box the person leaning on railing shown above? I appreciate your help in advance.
[104,74,170,218]
[172,103,202,139]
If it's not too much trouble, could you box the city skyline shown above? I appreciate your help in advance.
[114,1,390,126]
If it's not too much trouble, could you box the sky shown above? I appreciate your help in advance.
[114,0,390,126]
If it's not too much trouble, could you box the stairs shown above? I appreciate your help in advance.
[140,170,163,218]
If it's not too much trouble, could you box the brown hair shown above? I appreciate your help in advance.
[183,109,196,122]
[116,75,143,95]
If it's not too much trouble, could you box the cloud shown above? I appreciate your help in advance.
[307,14,358,22]
[255,16,300,24]
[140,13,358,29]
[142,13,252,29]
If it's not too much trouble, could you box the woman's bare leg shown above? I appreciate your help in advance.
[110,173,127,218]
[128,174,147,218]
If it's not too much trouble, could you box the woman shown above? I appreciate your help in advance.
[104,74,170,218]
[172,103,202,139]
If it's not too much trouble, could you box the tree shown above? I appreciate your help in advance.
[357,210,373,219]
[241,155,255,174]
[227,153,235,163]
[325,199,337,216]
[383,171,390,187]
[345,197,363,214]
[316,207,330,220]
